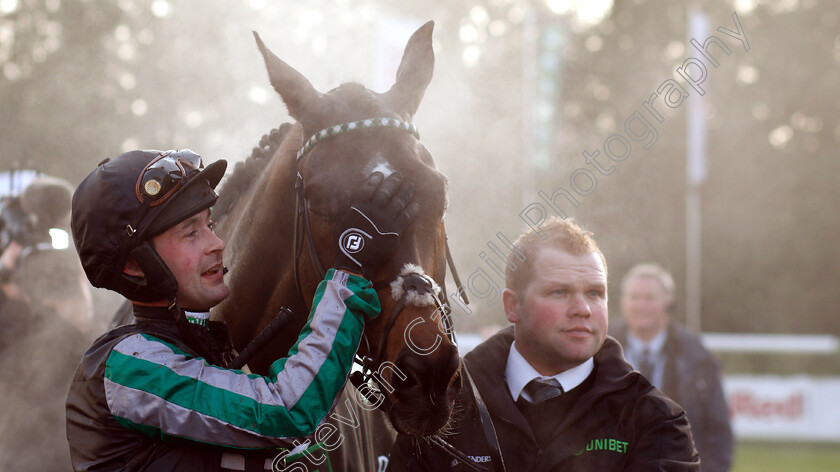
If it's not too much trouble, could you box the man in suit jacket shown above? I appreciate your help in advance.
[611,263,733,472]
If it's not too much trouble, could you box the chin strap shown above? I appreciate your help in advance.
[114,241,179,303]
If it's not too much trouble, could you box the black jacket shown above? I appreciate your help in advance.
[387,326,699,472]
[610,320,733,472]
[66,310,396,472]
[67,269,383,472]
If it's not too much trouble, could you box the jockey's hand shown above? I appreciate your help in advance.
[332,172,419,280]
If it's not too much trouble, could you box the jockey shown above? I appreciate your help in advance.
[66,149,417,471]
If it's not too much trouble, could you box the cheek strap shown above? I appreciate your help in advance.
[113,241,179,303]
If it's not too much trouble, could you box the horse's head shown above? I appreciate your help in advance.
[254,22,461,437]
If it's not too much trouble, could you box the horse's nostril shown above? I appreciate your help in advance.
[393,343,462,402]
[395,351,423,377]
[394,373,417,390]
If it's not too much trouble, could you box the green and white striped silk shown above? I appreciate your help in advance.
[185,311,210,328]
[103,269,380,448]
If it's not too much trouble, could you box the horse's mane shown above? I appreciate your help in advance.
[214,123,293,221]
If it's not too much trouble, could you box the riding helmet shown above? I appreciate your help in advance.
[71,149,226,302]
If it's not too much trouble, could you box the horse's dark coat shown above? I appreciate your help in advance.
[212,25,461,469]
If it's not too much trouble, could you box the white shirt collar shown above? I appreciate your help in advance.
[505,341,594,401]
[626,328,667,355]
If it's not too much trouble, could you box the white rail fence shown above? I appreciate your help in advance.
[704,333,839,442]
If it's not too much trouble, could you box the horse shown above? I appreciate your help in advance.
[211,21,466,463]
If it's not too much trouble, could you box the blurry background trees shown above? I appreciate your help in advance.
[1,0,837,335]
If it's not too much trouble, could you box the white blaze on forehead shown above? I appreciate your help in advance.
[364,153,395,177]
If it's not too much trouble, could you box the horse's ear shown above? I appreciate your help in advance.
[384,21,435,119]
[253,31,322,123]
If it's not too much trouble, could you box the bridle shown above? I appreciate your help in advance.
[292,117,424,293]
[291,118,504,472]
[291,117,466,369]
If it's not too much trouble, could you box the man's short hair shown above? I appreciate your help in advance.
[621,263,675,300]
[505,217,606,295]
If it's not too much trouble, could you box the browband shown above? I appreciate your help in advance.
[297,117,420,160]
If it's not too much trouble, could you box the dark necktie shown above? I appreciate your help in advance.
[523,377,564,404]
[637,348,655,381]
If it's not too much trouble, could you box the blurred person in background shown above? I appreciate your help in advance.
[0,174,94,472]
[0,172,93,345]
[611,263,733,472]
[2,175,93,323]
[388,217,699,471]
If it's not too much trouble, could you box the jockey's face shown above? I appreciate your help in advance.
[152,209,229,311]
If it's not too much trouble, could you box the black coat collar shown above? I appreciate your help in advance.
[464,325,641,443]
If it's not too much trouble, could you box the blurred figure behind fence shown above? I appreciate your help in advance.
[611,263,733,472]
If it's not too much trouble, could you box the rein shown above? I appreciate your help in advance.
[291,118,504,472]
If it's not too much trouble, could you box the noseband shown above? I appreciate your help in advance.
[361,271,455,387]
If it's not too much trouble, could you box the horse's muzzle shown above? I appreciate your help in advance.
[387,342,462,437]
